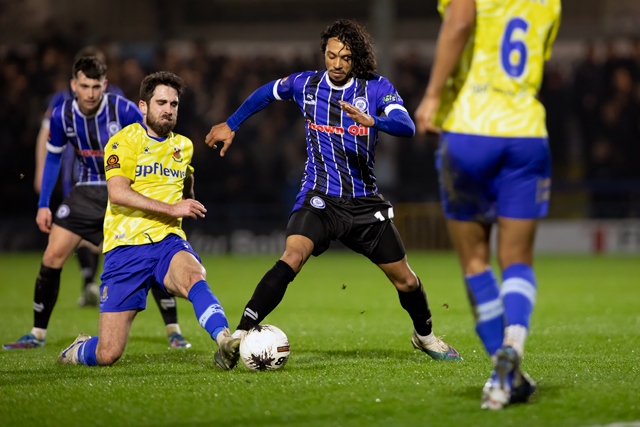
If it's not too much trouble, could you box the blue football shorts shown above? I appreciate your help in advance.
[99,234,201,313]
[436,131,551,222]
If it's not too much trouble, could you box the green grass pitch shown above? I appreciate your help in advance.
[0,252,639,426]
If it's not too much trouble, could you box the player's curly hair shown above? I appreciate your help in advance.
[320,19,377,78]
[139,71,186,103]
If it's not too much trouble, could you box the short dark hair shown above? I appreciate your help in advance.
[72,56,107,80]
[320,19,377,78]
[139,71,186,104]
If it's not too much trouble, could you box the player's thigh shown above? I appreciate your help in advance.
[42,224,83,267]
[100,246,155,312]
[286,208,331,258]
[496,137,550,219]
[436,132,502,222]
[96,310,137,364]
[496,217,537,269]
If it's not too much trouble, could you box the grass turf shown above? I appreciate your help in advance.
[0,252,639,426]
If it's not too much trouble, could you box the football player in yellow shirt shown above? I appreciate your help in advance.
[415,0,561,410]
[57,71,240,370]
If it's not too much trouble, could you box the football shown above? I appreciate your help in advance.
[239,324,290,371]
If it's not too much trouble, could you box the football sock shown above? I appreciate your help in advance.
[501,263,537,347]
[465,269,504,356]
[188,280,229,341]
[397,278,433,337]
[76,245,98,288]
[151,287,178,325]
[165,323,181,336]
[237,260,296,331]
[78,336,99,366]
[33,264,62,330]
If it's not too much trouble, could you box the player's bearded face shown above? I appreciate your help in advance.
[325,37,354,85]
[145,85,179,137]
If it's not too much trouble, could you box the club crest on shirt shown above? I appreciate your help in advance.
[304,93,316,105]
[108,121,121,136]
[172,147,183,162]
[105,154,120,171]
[310,196,325,209]
[353,97,368,113]
[111,142,119,150]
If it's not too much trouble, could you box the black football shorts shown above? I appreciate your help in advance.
[286,190,406,264]
[53,185,108,246]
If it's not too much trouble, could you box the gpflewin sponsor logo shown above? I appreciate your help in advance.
[307,120,369,136]
[136,162,186,178]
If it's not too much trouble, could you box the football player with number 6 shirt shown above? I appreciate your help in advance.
[414,0,561,410]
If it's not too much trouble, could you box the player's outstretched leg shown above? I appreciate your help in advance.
[151,287,191,349]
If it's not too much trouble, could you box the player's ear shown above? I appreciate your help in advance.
[138,100,147,115]
[70,78,77,93]
[102,78,108,91]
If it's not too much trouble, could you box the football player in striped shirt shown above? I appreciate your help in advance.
[206,19,461,362]
[415,0,561,409]
[4,57,190,351]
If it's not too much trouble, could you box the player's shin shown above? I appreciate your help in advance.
[500,263,537,356]
[466,269,504,356]
[236,260,296,331]
[397,278,433,336]
[187,280,229,342]
[33,264,62,335]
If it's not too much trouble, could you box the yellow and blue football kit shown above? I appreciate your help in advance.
[436,0,561,221]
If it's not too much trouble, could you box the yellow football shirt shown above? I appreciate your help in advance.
[435,0,561,137]
[103,123,195,253]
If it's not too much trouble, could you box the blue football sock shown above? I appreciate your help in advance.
[501,263,537,329]
[78,336,99,366]
[465,269,504,356]
[188,280,229,342]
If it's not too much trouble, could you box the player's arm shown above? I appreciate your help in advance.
[107,176,206,220]
[36,110,67,233]
[34,119,50,193]
[339,101,415,137]
[205,80,278,156]
[415,0,476,134]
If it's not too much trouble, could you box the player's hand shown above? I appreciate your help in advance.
[339,101,375,127]
[36,207,53,234]
[414,94,442,135]
[205,123,235,157]
[170,199,207,219]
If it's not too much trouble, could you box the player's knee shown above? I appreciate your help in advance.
[42,249,67,268]
[280,251,305,273]
[96,346,123,366]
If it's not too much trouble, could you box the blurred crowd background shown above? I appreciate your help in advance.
[1,0,640,250]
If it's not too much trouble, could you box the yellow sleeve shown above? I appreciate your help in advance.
[104,132,138,181]
[437,0,451,17]
[544,6,561,60]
